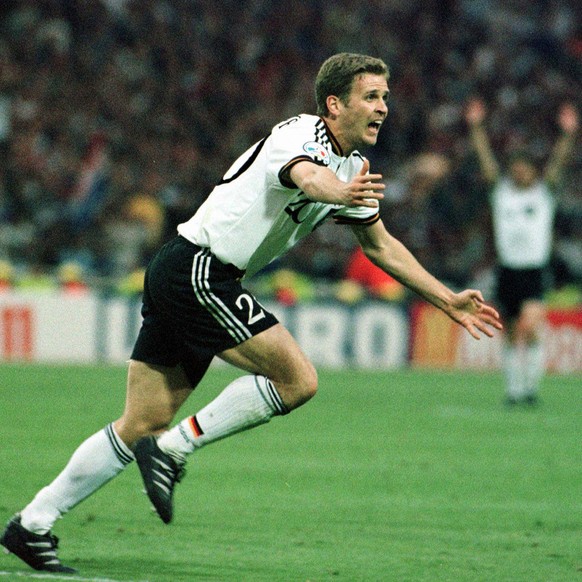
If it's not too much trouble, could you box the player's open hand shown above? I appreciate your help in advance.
[558,103,579,135]
[465,98,486,126]
[343,159,384,208]
[445,289,503,340]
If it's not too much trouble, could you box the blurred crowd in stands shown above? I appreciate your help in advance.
[0,0,580,304]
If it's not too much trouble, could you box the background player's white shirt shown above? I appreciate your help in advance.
[491,178,556,268]
[178,114,379,277]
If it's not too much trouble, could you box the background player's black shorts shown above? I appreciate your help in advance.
[131,236,278,387]
[495,266,549,319]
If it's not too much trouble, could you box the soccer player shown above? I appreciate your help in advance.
[1,53,501,573]
[465,98,578,405]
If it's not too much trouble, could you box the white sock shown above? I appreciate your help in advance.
[20,424,134,534]
[157,375,288,458]
[503,344,526,400]
[524,341,545,396]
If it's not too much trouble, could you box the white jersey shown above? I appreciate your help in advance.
[178,114,379,278]
[490,178,556,268]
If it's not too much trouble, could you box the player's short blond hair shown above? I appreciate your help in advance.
[315,53,389,117]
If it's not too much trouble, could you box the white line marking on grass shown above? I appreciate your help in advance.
[0,571,151,582]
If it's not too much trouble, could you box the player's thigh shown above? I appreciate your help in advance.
[219,323,317,408]
[115,360,193,445]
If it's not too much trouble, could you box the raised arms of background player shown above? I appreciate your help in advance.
[465,99,579,188]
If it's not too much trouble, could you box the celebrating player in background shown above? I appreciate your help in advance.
[1,53,501,574]
[465,99,579,406]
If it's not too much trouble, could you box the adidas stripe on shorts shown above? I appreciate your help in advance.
[131,235,278,387]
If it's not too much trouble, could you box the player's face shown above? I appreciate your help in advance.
[335,74,389,152]
[510,159,538,188]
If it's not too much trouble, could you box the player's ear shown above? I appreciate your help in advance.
[326,95,341,119]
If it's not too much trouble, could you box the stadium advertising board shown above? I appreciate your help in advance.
[0,291,581,372]
[410,302,582,374]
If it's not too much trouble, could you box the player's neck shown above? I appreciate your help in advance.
[321,116,348,156]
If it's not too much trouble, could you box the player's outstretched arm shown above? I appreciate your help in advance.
[289,158,384,208]
[544,103,579,188]
[352,220,502,340]
[465,98,500,185]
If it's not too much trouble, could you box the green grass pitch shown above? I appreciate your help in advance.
[0,363,580,581]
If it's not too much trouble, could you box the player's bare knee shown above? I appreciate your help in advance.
[291,364,319,407]
[303,363,318,400]
[274,364,317,411]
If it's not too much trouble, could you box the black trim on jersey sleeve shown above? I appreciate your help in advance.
[279,155,326,189]
[218,135,269,185]
[334,212,381,226]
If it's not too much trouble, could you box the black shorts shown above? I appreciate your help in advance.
[131,236,278,387]
[495,266,549,319]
